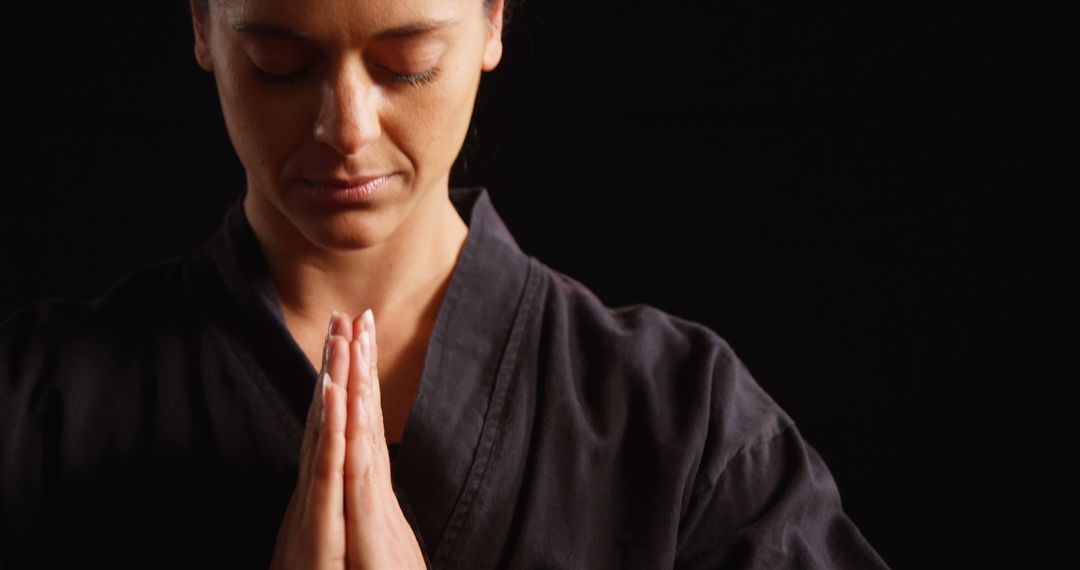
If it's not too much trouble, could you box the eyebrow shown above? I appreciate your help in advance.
[231,17,459,43]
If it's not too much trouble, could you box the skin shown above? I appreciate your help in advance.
[188,0,504,566]
[275,308,424,568]
[190,0,504,445]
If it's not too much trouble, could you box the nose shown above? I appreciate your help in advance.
[313,59,382,156]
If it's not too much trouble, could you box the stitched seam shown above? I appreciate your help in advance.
[689,420,796,511]
[433,256,544,567]
[183,216,302,461]
[221,310,303,456]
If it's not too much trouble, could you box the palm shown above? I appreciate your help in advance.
[271,309,424,569]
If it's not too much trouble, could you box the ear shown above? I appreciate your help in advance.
[481,0,505,72]
[190,0,214,73]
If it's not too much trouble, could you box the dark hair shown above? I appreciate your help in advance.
[190,0,520,38]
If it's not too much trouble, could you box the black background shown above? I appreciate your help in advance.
[5,1,1043,567]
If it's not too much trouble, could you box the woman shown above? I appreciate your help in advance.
[1,0,890,568]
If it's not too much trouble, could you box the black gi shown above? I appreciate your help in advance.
[1,187,890,569]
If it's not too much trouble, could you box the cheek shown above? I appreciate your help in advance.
[385,61,478,172]
[217,59,307,176]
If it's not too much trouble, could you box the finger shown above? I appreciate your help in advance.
[352,309,380,433]
[362,308,388,446]
[346,334,374,451]
[355,309,382,448]
[349,314,368,432]
[345,333,382,524]
[365,308,378,369]
[302,336,348,538]
[351,312,366,349]
[317,310,337,378]
[335,312,354,356]
[303,311,353,492]
[354,310,375,431]
[362,310,391,478]
[297,310,339,493]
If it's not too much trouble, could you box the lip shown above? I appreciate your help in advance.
[299,174,395,205]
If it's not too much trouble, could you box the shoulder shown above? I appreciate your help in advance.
[1,254,189,397]
[2,253,186,339]
[531,264,889,567]
[531,261,795,486]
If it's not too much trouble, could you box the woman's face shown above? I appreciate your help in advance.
[191,0,503,248]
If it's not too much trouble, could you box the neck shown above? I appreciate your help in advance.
[242,178,469,333]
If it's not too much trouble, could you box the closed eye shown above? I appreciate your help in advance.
[252,63,440,87]
[253,65,311,84]
[382,65,440,86]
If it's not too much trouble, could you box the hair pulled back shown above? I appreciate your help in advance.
[189,0,521,38]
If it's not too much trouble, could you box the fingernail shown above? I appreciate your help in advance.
[360,330,371,365]
[363,308,374,334]
[320,372,331,423]
[321,310,339,374]
[328,309,339,337]
[321,333,332,374]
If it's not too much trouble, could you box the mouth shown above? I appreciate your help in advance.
[304,174,394,189]
[299,174,396,204]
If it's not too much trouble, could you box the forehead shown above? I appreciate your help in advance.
[222,0,470,45]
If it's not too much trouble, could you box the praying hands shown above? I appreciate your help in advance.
[269,309,427,570]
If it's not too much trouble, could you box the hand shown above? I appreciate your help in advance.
[344,309,427,569]
[270,310,354,570]
[268,309,426,570]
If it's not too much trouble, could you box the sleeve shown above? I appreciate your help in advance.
[0,302,60,569]
[663,328,890,570]
[674,414,891,569]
